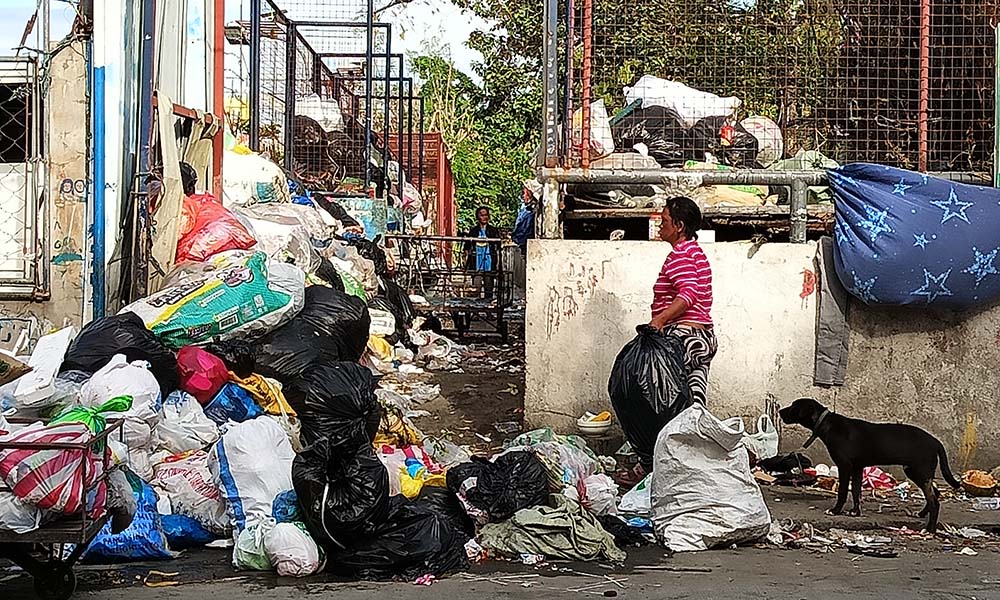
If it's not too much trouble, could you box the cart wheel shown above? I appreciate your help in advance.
[34,563,77,600]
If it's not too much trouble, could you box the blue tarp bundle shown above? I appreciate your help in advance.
[830,163,1000,309]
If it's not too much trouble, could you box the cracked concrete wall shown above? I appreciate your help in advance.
[0,41,88,347]
[525,239,1000,469]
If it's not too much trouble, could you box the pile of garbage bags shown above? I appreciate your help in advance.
[0,167,486,579]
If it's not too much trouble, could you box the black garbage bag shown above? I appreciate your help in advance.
[61,312,178,397]
[598,514,649,548]
[607,325,692,471]
[445,451,549,523]
[328,494,470,579]
[348,235,388,277]
[314,256,346,292]
[203,340,255,378]
[689,116,761,169]
[414,486,476,538]
[255,285,370,381]
[612,106,689,168]
[293,435,391,548]
[284,362,381,447]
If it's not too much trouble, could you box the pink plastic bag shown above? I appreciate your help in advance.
[176,193,256,263]
[177,346,231,405]
[862,466,897,490]
[0,422,107,516]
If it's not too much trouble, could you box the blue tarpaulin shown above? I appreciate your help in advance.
[830,163,1000,309]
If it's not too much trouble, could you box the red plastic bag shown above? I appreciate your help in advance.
[176,193,256,263]
[0,422,107,517]
[177,346,231,405]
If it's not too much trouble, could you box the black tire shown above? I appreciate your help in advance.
[34,563,76,600]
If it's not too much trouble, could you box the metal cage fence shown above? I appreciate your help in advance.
[551,0,999,177]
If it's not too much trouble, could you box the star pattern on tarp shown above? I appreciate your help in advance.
[893,179,912,196]
[857,206,893,243]
[913,233,930,249]
[930,187,974,225]
[910,268,954,303]
[851,271,878,303]
[962,246,999,287]
[834,221,850,247]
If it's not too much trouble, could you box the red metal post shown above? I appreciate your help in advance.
[580,0,593,169]
[918,0,930,173]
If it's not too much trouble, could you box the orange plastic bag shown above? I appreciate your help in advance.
[176,193,256,263]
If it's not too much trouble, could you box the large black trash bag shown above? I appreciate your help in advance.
[255,285,370,381]
[381,277,415,327]
[204,340,255,378]
[689,116,761,169]
[445,451,549,523]
[414,486,476,538]
[329,494,470,580]
[61,312,178,396]
[293,435,391,547]
[607,325,692,471]
[284,362,382,447]
[612,106,689,168]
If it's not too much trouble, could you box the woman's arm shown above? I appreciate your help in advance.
[650,297,690,330]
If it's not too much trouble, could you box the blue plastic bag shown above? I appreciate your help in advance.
[830,164,1000,308]
[271,490,302,524]
[203,383,264,426]
[161,514,217,549]
[84,480,174,562]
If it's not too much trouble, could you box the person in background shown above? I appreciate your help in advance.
[463,206,501,271]
[649,196,718,405]
[512,187,536,255]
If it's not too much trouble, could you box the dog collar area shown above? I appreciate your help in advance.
[803,409,831,449]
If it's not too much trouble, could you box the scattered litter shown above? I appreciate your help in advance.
[957,547,979,556]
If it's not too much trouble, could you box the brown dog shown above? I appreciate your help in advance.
[779,398,960,532]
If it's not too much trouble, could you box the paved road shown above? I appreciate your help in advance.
[49,546,1000,600]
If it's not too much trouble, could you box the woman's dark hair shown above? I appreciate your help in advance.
[179,162,198,196]
[476,206,491,216]
[665,196,702,240]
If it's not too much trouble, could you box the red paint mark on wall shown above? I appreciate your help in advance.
[800,269,817,299]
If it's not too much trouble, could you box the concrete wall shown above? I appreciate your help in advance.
[525,239,1000,469]
[0,41,89,345]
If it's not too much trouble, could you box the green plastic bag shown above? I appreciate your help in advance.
[50,395,134,434]
[337,268,366,300]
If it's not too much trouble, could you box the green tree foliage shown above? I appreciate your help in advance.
[411,19,542,229]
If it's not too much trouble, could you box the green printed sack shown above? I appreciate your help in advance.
[121,251,305,348]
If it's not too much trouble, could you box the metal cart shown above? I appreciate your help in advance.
[0,418,124,600]
[386,234,515,343]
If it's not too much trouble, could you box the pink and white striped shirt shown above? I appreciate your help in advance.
[651,239,713,326]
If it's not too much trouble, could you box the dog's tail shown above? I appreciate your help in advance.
[938,443,961,488]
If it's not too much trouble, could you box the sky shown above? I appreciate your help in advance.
[0,0,490,79]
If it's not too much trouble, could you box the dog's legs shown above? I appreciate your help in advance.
[908,469,941,533]
[828,465,850,515]
[846,468,863,517]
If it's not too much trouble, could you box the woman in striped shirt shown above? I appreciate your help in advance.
[649,196,718,405]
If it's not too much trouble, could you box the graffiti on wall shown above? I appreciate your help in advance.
[544,259,611,339]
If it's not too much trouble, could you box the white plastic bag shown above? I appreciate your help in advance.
[740,116,784,167]
[368,309,397,337]
[79,354,161,449]
[618,474,652,516]
[222,150,292,208]
[264,521,324,577]
[651,404,771,552]
[745,414,779,460]
[209,418,295,532]
[582,474,619,517]
[571,99,615,159]
[233,518,274,570]
[624,75,741,128]
[0,491,41,533]
[151,451,230,535]
[156,392,220,454]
